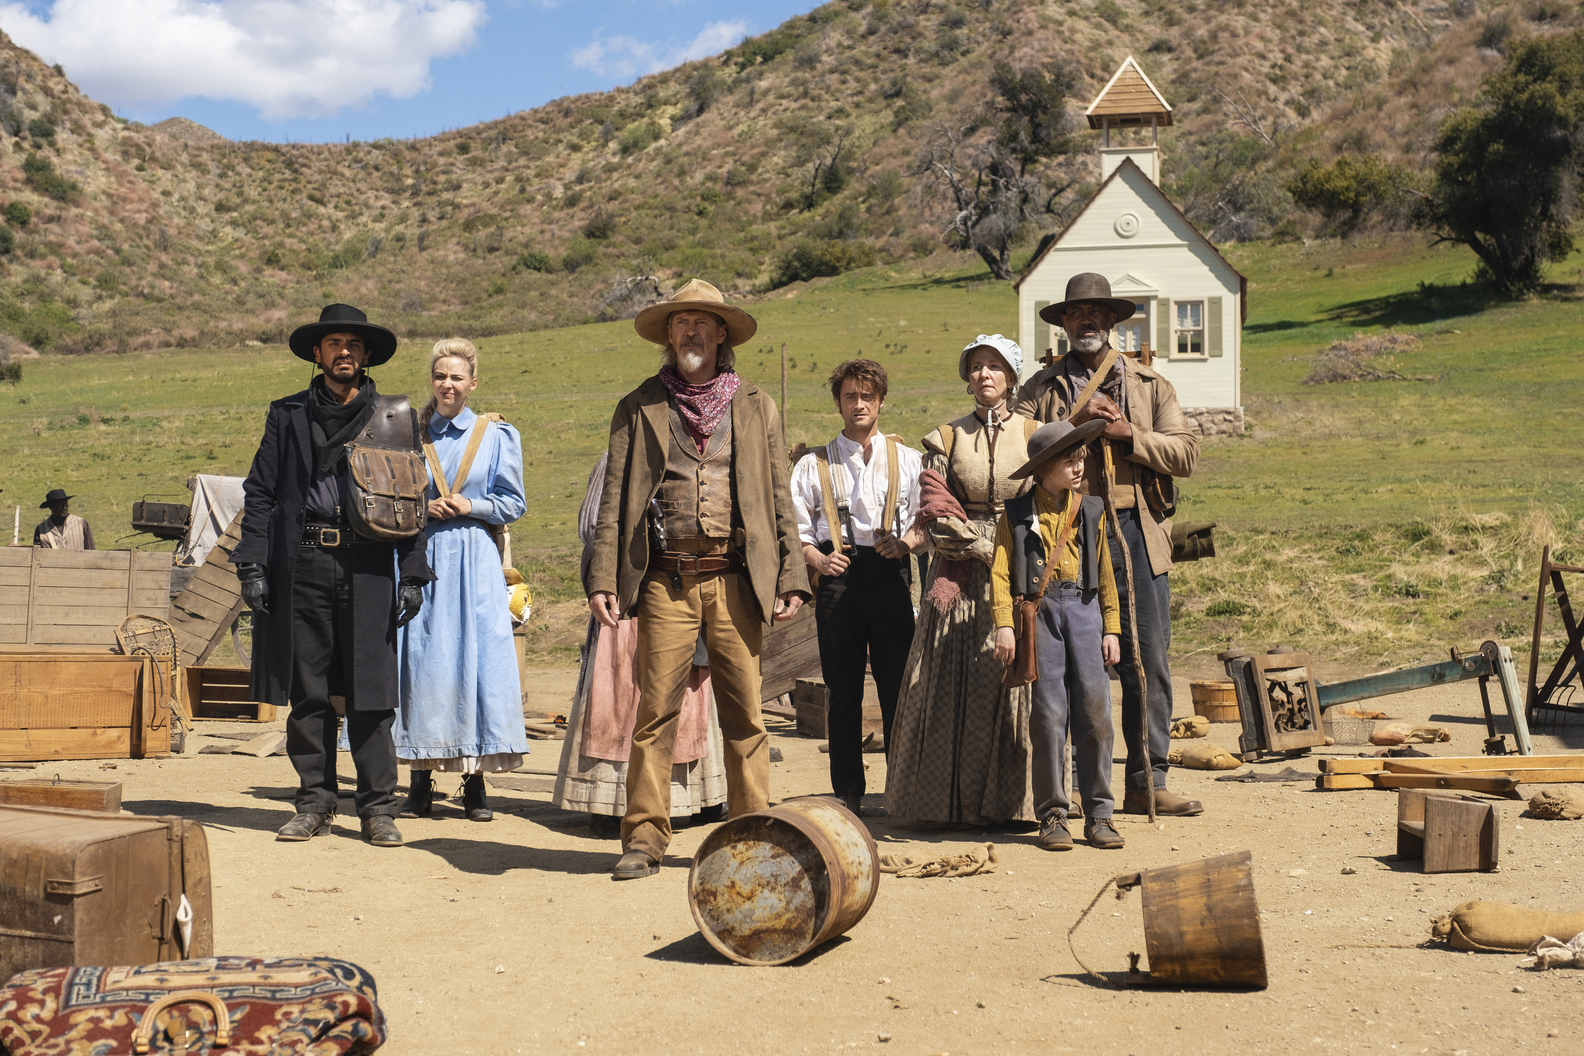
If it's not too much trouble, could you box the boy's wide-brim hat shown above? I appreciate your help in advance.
[39,487,73,508]
[1037,272,1135,326]
[288,303,398,367]
[633,278,757,347]
[1008,418,1108,480]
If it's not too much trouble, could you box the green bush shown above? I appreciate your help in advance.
[0,357,19,383]
[27,118,55,142]
[1287,154,1416,231]
[514,249,553,272]
[3,202,27,228]
[1204,599,1257,618]
[0,227,13,256]
[561,239,596,273]
[618,121,662,156]
[582,211,616,240]
[1094,0,1126,27]
[22,153,78,202]
[768,238,878,288]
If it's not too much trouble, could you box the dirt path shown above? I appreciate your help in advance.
[19,668,1584,1055]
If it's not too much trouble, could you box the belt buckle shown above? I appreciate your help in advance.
[318,528,341,547]
[679,554,701,577]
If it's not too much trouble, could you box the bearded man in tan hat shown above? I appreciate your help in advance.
[587,278,811,880]
[1013,273,1202,817]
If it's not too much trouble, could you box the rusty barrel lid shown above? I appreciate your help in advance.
[688,795,879,966]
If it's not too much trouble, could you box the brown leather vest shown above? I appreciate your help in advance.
[656,403,735,541]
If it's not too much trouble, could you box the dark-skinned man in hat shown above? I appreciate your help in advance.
[587,278,811,880]
[1013,273,1203,817]
[233,304,433,847]
[34,488,94,549]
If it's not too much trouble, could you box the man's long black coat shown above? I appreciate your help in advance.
[234,387,431,711]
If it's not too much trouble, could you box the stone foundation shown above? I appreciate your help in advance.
[1181,406,1245,437]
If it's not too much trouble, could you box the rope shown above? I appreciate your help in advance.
[1066,874,1131,988]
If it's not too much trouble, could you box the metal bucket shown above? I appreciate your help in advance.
[1124,850,1268,988]
[688,795,879,966]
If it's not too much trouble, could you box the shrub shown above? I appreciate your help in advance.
[1205,600,1256,618]
[1094,0,1126,28]
[618,121,661,156]
[27,117,55,142]
[0,227,12,256]
[514,249,553,272]
[4,202,29,228]
[768,238,878,288]
[561,239,597,273]
[582,210,617,240]
[1287,154,1416,231]
[22,153,78,202]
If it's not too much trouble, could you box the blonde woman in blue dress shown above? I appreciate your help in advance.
[396,338,530,821]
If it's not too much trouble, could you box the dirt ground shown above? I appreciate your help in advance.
[15,666,1584,1056]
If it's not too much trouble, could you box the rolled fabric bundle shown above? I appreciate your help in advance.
[1431,901,1584,952]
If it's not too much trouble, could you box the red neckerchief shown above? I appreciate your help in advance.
[659,365,741,449]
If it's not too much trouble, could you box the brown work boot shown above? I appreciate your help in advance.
[1037,812,1074,851]
[1084,818,1126,849]
[612,850,660,880]
[1122,788,1204,816]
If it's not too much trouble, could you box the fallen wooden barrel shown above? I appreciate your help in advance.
[1122,849,1268,988]
[688,795,878,966]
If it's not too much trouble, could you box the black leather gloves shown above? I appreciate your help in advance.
[236,562,269,616]
[396,580,425,627]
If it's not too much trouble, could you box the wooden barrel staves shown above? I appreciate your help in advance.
[1123,850,1268,988]
[688,796,879,966]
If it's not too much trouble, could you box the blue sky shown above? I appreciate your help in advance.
[0,0,819,143]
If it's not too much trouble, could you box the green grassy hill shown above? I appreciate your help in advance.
[0,0,1573,353]
[5,233,1580,675]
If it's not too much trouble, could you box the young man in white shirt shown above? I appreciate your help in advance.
[791,359,925,816]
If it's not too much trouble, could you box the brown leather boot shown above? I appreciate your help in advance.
[1121,788,1204,816]
[1084,818,1126,849]
[1037,812,1074,851]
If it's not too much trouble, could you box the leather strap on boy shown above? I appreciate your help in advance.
[1002,493,1083,690]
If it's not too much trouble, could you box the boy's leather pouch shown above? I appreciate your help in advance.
[1003,597,1041,689]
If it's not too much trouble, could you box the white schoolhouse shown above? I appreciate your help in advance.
[1015,56,1246,435]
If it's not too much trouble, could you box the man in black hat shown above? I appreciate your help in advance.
[1013,273,1202,818]
[233,304,433,847]
[33,489,94,549]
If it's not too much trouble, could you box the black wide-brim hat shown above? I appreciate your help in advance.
[1037,272,1136,327]
[289,303,398,367]
[1009,419,1108,480]
[39,487,73,508]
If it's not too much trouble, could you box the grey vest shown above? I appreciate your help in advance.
[1005,490,1104,596]
[656,402,735,540]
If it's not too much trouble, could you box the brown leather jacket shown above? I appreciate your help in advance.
[1012,355,1198,575]
[586,375,811,623]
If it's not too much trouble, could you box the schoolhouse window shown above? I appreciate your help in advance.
[1174,300,1205,358]
[1113,301,1148,354]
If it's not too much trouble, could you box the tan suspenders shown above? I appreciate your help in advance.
[812,434,902,549]
[421,412,511,569]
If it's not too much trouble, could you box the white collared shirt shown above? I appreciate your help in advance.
[791,431,923,548]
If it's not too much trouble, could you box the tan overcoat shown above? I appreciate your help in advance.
[1012,356,1198,576]
[586,375,811,623]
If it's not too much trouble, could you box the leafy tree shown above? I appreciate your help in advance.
[1417,29,1584,295]
[1287,153,1416,233]
[915,62,1080,280]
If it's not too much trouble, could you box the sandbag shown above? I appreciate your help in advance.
[1528,788,1584,821]
[1430,901,1584,952]
[1168,741,1241,770]
[1170,715,1210,739]
[1370,722,1451,746]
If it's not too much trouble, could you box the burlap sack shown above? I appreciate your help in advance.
[1430,901,1584,951]
[1170,715,1210,739]
[1168,742,1241,770]
[1528,788,1584,821]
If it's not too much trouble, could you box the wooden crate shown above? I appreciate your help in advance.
[760,604,821,704]
[0,650,171,761]
[791,676,884,740]
[169,511,245,667]
[182,665,275,722]
[0,549,170,649]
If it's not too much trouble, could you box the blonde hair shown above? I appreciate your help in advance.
[420,337,479,432]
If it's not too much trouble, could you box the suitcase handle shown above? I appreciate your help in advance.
[132,990,232,1054]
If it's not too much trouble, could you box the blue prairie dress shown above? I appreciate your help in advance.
[395,405,531,773]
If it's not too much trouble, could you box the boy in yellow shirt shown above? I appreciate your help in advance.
[992,419,1122,851]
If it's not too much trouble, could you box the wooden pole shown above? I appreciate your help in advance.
[772,340,785,443]
[1102,441,1155,824]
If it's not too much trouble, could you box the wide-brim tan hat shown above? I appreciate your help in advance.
[1037,272,1135,326]
[1008,419,1108,480]
[634,278,757,347]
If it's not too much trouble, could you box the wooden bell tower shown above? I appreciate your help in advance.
[1085,56,1173,186]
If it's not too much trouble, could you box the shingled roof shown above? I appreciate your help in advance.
[1085,55,1173,129]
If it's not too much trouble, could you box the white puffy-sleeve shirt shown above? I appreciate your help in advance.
[790,432,923,548]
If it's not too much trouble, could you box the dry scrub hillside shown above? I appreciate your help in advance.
[0,0,1560,352]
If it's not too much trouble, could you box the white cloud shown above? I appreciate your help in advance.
[570,18,748,80]
[0,0,487,119]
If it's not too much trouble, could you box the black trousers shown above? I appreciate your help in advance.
[815,544,916,798]
[1106,507,1175,791]
[287,544,399,818]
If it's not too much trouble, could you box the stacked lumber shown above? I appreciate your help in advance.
[1317,755,1584,797]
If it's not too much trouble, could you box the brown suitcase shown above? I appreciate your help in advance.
[0,805,213,983]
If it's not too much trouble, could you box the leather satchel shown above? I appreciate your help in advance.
[1002,495,1082,690]
[0,956,386,1055]
[347,395,428,541]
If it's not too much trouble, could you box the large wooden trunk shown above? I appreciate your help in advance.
[0,549,171,649]
[0,804,213,983]
[0,651,171,761]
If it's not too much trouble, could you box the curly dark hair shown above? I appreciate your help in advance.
[826,358,889,404]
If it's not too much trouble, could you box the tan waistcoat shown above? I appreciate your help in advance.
[656,404,734,541]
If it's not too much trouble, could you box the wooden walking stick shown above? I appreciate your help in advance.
[780,342,789,445]
[1101,439,1155,824]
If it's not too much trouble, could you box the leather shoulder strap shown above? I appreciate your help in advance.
[1028,491,1083,600]
[882,434,901,536]
[812,445,844,547]
[422,416,492,497]
[1059,350,1119,422]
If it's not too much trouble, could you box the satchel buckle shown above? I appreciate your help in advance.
[317,528,341,547]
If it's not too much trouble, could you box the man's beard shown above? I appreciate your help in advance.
[1072,333,1106,354]
[677,347,712,375]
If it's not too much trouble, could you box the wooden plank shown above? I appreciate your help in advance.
[30,550,132,572]
[1317,774,1382,790]
[181,574,241,608]
[1423,796,1499,873]
[0,549,28,567]
[169,591,237,625]
[0,778,122,812]
[0,628,25,645]
[1386,762,1584,783]
[29,605,149,626]
[0,728,133,761]
[1374,773,1521,795]
[1323,754,1584,774]
[31,568,136,591]
[0,567,29,587]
